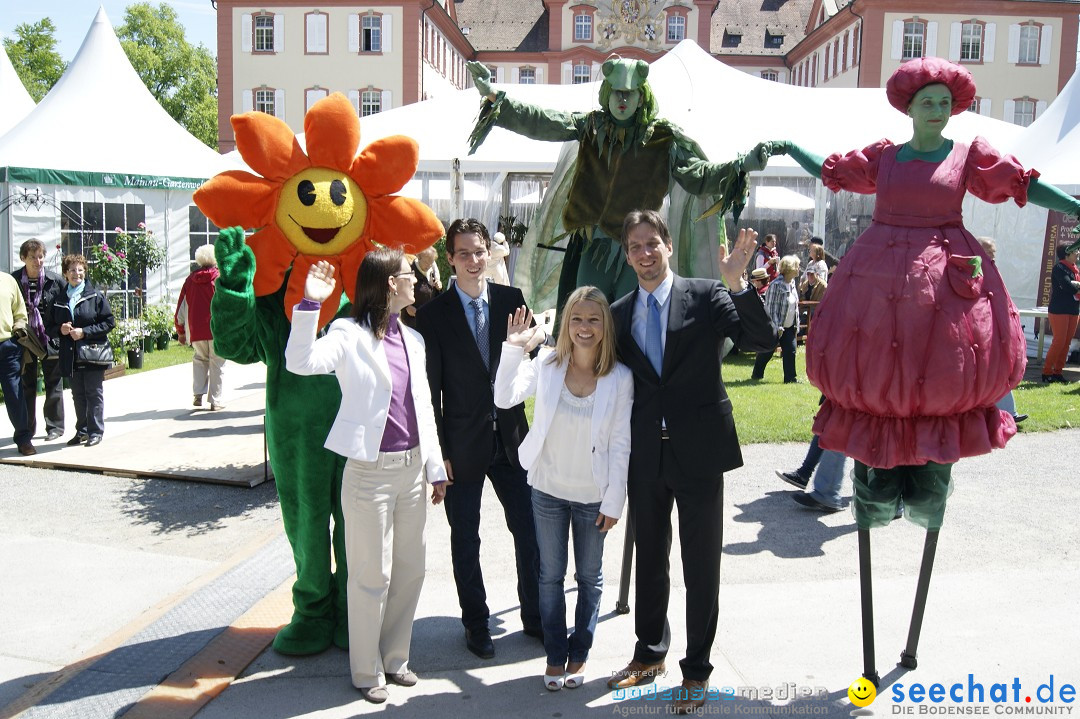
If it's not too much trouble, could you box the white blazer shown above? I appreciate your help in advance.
[284,308,447,485]
[493,343,632,518]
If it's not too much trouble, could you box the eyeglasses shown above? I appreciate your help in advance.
[393,272,415,280]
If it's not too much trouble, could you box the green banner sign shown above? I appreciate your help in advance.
[2,166,208,191]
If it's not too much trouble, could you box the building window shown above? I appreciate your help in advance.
[361,90,382,116]
[574,13,592,41]
[255,88,276,115]
[306,12,328,54]
[765,30,784,48]
[961,22,983,62]
[722,29,742,48]
[188,207,219,266]
[832,38,840,76]
[363,14,382,52]
[968,98,980,113]
[519,67,536,84]
[305,87,328,112]
[1014,98,1036,126]
[60,202,146,264]
[254,14,275,53]
[572,63,591,84]
[667,15,685,43]
[760,70,778,82]
[853,25,860,65]
[1018,25,1040,64]
[903,20,926,60]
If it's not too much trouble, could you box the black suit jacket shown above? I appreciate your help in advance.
[417,283,530,482]
[611,275,777,483]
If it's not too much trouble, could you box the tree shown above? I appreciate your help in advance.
[116,3,218,148]
[2,18,66,102]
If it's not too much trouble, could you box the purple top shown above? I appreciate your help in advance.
[379,315,420,452]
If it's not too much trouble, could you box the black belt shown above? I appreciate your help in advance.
[660,427,670,440]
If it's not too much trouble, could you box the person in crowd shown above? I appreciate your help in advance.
[798,267,827,338]
[416,218,542,660]
[12,239,65,441]
[751,255,801,383]
[804,242,829,282]
[494,287,632,691]
[749,267,770,296]
[47,254,114,448]
[176,244,226,410]
[754,234,779,282]
[976,237,1027,421]
[284,250,447,704]
[607,210,775,714]
[0,271,31,455]
[1041,242,1080,383]
[414,244,442,292]
[485,231,511,285]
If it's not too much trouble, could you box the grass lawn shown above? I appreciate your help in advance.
[121,342,195,375]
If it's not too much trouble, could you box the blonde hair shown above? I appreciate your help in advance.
[778,255,801,280]
[553,286,617,377]
[194,244,217,267]
[809,243,825,261]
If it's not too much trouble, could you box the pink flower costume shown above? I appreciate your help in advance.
[807,137,1030,470]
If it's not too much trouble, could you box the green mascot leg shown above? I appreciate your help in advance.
[555,231,637,331]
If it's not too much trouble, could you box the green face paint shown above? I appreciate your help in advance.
[608,89,641,122]
[908,83,952,141]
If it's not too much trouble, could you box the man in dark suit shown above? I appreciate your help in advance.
[416,218,541,659]
[607,209,776,713]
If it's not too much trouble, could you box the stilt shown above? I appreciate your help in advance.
[900,530,940,669]
[858,528,880,687]
[615,516,634,614]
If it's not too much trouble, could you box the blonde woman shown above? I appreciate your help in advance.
[751,255,801,383]
[804,242,828,282]
[494,286,632,691]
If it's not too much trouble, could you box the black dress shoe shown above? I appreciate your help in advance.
[85,436,102,447]
[67,434,88,446]
[1013,413,1028,423]
[46,430,63,441]
[465,629,494,659]
[17,443,36,456]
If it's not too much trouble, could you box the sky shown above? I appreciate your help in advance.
[2,1,218,61]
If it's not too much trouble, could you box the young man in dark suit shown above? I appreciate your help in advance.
[607,209,776,713]
[416,218,541,659]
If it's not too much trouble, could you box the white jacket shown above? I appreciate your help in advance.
[493,343,632,518]
[284,308,447,485]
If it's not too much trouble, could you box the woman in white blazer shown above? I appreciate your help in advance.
[494,286,632,692]
[285,250,447,705]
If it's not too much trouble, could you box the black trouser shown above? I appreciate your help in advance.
[22,356,64,437]
[629,440,724,682]
[70,368,105,438]
[752,325,798,382]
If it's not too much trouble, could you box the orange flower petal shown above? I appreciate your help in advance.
[248,226,298,296]
[305,94,361,172]
[193,171,278,229]
[364,195,444,252]
[232,111,310,181]
[284,255,347,327]
[351,136,420,197]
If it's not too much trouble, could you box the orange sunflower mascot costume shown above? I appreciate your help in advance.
[194,93,443,654]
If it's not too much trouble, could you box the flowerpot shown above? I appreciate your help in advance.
[127,348,144,369]
[142,337,155,353]
[155,335,169,350]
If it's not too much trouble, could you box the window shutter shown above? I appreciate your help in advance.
[511,67,519,83]
[1007,25,1020,63]
[241,89,253,112]
[274,89,285,118]
[1003,99,1016,123]
[383,15,393,53]
[592,62,600,82]
[985,23,996,63]
[381,90,392,112]
[891,20,904,60]
[849,29,856,65]
[348,90,360,115]
[979,98,992,116]
[1035,99,1047,118]
[562,61,572,84]
[349,15,360,53]
[309,14,327,53]
[494,67,502,83]
[241,14,252,53]
[926,22,938,57]
[1039,25,1052,66]
[274,14,284,53]
[948,22,961,61]
[824,44,831,79]
[536,66,544,83]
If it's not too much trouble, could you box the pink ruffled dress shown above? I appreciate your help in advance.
[807,137,1031,469]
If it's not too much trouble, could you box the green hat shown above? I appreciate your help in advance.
[602,58,649,91]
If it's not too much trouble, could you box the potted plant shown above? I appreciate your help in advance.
[143,303,174,351]
[115,319,146,369]
[87,240,129,290]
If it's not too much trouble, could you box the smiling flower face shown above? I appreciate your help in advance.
[193,93,444,326]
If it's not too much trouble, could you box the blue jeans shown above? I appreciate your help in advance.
[797,435,823,479]
[807,449,846,509]
[996,392,1017,416]
[531,489,607,667]
[0,339,30,446]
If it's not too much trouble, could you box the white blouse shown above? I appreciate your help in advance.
[532,385,603,504]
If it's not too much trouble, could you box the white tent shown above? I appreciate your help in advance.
[0,6,234,304]
[0,45,35,139]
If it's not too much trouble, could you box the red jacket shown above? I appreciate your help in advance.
[175,266,218,342]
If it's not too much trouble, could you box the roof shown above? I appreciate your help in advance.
[0,44,35,139]
[712,0,815,57]
[455,0,549,52]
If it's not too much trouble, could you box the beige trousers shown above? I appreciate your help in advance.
[342,449,427,689]
[190,339,225,405]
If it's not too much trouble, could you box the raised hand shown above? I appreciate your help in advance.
[214,226,255,291]
[506,305,546,351]
[741,142,772,172]
[719,227,760,291]
[304,260,336,303]
[467,61,496,100]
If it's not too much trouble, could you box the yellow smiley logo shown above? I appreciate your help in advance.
[848,677,877,707]
[274,167,368,256]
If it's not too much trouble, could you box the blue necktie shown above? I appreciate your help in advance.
[471,297,489,370]
[646,293,662,376]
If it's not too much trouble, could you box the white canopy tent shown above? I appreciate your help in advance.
[0,45,35,139]
[0,6,234,304]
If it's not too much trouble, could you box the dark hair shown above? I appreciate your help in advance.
[1057,244,1073,261]
[61,254,87,274]
[352,247,405,340]
[445,218,490,256]
[20,239,45,259]
[619,209,671,252]
[761,234,778,247]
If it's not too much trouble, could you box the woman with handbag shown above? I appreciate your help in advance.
[46,254,115,447]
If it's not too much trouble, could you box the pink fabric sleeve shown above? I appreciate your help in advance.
[966,136,1039,207]
[821,139,892,194]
